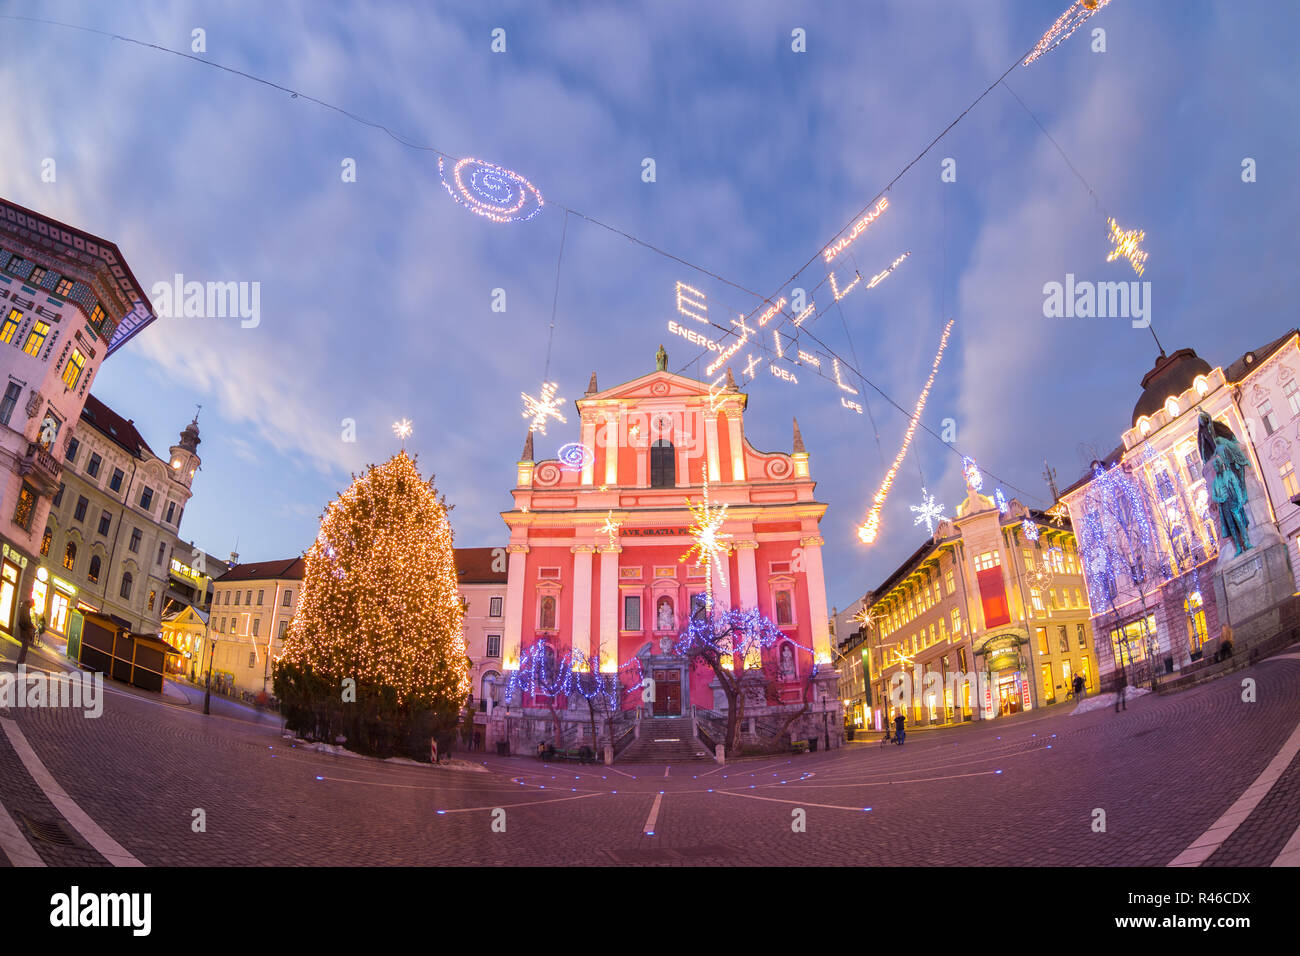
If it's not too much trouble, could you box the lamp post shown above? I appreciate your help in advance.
[203,632,217,716]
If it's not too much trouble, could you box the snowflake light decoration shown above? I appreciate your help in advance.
[995,488,1010,514]
[392,419,412,446]
[850,605,876,630]
[1106,216,1148,277]
[680,483,732,604]
[962,456,984,491]
[522,381,567,435]
[1023,0,1114,67]
[1047,502,1069,527]
[910,488,946,534]
[1022,519,1041,542]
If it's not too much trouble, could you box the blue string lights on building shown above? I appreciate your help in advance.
[673,607,820,680]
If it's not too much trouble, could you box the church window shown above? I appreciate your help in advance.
[650,439,675,488]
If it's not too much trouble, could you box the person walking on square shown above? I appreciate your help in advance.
[16,599,35,666]
[1114,664,1127,713]
[894,711,906,745]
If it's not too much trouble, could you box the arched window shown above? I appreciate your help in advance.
[120,571,133,600]
[40,527,51,557]
[650,439,675,488]
[63,541,76,571]
[481,671,500,705]
[88,555,101,584]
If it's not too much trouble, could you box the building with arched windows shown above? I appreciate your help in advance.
[35,395,202,641]
[496,358,840,754]
[0,197,156,641]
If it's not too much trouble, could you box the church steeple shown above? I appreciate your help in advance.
[168,407,202,489]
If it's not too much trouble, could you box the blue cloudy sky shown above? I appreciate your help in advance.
[1,0,1296,610]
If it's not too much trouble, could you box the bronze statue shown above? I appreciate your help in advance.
[655,344,667,372]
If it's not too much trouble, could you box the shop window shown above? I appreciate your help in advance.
[1042,665,1055,703]
[1036,627,1049,656]
[1185,593,1209,659]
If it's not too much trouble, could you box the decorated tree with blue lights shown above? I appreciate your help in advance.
[675,605,802,755]
[506,639,626,751]
[1076,457,1168,687]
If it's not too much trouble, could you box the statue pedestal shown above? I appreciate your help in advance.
[1213,535,1293,649]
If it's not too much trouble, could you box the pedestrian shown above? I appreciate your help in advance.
[1072,673,1084,699]
[1114,665,1127,713]
[430,735,439,765]
[894,711,906,745]
[16,598,35,665]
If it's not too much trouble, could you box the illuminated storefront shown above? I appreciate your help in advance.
[28,565,78,636]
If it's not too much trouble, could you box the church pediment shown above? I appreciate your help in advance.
[580,369,730,406]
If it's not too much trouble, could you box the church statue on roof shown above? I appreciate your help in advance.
[655,344,667,372]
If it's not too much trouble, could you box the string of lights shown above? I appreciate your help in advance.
[7,10,1101,515]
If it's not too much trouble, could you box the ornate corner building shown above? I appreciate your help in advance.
[0,197,156,639]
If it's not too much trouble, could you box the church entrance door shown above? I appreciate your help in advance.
[652,669,681,716]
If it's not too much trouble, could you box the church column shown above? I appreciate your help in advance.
[735,540,759,611]
[598,544,621,671]
[725,407,745,482]
[571,545,596,665]
[580,414,597,486]
[800,535,832,663]
[704,412,721,483]
[604,410,620,487]
[502,544,529,670]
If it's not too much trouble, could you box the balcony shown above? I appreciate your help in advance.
[19,441,62,490]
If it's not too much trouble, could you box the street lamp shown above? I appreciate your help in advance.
[203,634,218,716]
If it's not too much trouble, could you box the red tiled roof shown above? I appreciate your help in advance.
[456,547,507,584]
[81,394,156,459]
[214,557,306,583]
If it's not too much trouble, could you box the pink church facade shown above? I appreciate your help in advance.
[500,365,836,718]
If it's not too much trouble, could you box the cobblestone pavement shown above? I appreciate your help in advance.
[1,642,1298,866]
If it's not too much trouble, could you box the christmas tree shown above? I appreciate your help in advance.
[276,452,470,754]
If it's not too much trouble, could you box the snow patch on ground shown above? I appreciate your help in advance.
[426,758,490,773]
[1070,687,1151,716]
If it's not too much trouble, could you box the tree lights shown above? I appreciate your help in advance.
[857,319,955,545]
[277,451,470,707]
[438,156,544,223]
[522,381,567,435]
